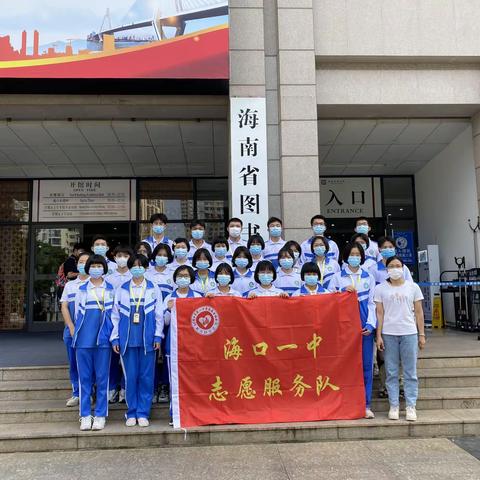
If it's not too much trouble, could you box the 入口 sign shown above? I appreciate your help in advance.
[320,177,374,218]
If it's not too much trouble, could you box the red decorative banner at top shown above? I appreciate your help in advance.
[170,293,366,428]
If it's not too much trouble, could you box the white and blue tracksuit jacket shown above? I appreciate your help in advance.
[110,279,165,356]
[292,284,329,296]
[72,280,115,348]
[274,269,302,296]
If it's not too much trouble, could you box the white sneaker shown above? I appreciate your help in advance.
[66,396,79,407]
[119,389,126,403]
[365,408,375,419]
[80,416,92,431]
[137,417,150,427]
[91,416,106,430]
[125,417,136,427]
[108,389,118,403]
[388,406,399,420]
[406,406,417,422]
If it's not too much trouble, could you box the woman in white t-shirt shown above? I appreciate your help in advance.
[374,256,425,422]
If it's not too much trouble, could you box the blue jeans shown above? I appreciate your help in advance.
[383,334,418,407]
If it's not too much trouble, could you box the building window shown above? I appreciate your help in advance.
[138,178,228,242]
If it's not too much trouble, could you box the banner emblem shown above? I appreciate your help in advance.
[191,306,220,336]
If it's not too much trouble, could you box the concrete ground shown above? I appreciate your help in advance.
[1,438,480,480]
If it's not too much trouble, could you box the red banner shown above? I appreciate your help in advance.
[170,293,366,428]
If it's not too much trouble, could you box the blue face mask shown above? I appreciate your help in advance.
[381,247,396,259]
[175,248,188,259]
[191,229,204,240]
[93,245,108,256]
[176,277,191,288]
[152,225,165,235]
[314,246,326,257]
[196,260,210,270]
[313,225,326,235]
[235,257,249,269]
[217,274,231,287]
[355,225,369,235]
[304,275,318,287]
[360,243,367,251]
[348,256,362,268]
[249,245,262,256]
[77,264,86,275]
[155,256,168,267]
[279,258,294,269]
[89,266,104,279]
[270,226,282,237]
[214,247,227,258]
[130,266,145,278]
[259,273,274,286]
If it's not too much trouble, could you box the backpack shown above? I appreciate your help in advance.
[55,262,67,288]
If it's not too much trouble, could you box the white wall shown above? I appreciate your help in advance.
[415,125,479,273]
[314,0,480,58]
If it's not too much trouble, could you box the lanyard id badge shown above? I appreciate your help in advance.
[130,283,146,324]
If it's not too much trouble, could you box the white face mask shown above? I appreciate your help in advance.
[229,227,241,237]
[389,268,404,280]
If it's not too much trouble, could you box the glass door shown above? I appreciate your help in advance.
[30,225,82,329]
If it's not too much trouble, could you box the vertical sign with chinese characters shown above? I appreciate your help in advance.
[230,98,269,240]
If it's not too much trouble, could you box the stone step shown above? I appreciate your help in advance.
[0,399,169,424]
[2,387,480,423]
[0,409,478,454]
[0,366,69,382]
[0,380,73,401]
[417,356,480,369]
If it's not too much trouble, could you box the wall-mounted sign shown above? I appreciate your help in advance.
[0,0,228,79]
[394,230,415,265]
[320,177,375,218]
[230,97,269,240]
[32,179,136,222]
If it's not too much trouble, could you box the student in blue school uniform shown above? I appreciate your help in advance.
[310,235,340,291]
[354,217,379,260]
[142,213,174,251]
[163,265,203,425]
[91,235,117,274]
[284,240,303,271]
[105,245,134,403]
[329,242,377,420]
[110,254,164,428]
[226,217,247,255]
[263,217,286,268]
[247,234,265,271]
[350,233,378,272]
[292,262,329,296]
[168,238,192,272]
[145,242,175,403]
[106,246,133,290]
[370,236,413,284]
[72,254,115,431]
[273,248,301,296]
[206,263,242,297]
[231,246,256,296]
[60,251,91,407]
[247,260,289,298]
[191,248,217,295]
[210,237,231,271]
[188,220,212,262]
[300,215,340,264]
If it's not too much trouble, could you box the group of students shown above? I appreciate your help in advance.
[60,212,426,431]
